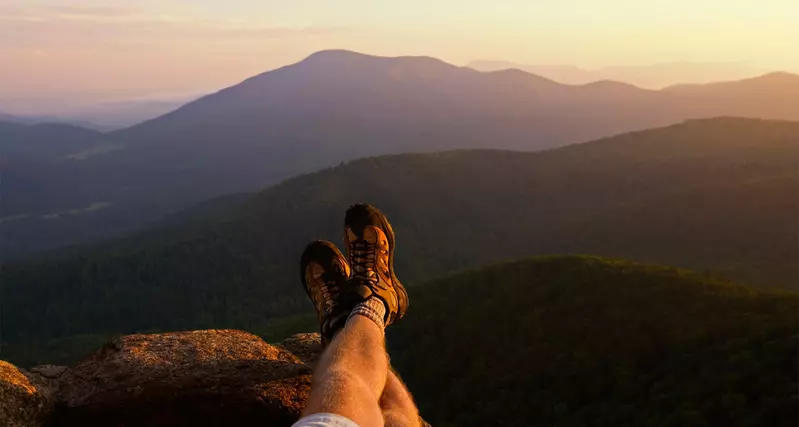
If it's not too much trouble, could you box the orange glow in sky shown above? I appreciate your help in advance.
[0,0,797,104]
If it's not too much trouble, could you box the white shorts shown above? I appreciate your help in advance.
[292,413,360,427]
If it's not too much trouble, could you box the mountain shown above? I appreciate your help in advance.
[3,50,799,258]
[661,73,799,120]
[0,95,197,131]
[389,256,798,427]
[114,49,656,158]
[547,173,797,286]
[0,121,138,256]
[0,112,33,124]
[116,51,797,154]
[1,118,795,350]
[0,122,116,218]
[468,60,768,89]
[665,71,798,93]
[0,121,108,157]
[64,96,198,130]
[468,60,596,85]
[0,111,104,130]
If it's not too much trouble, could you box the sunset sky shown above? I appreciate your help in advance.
[1,0,797,106]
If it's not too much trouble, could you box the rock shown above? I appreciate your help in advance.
[3,331,432,426]
[27,366,67,380]
[0,360,52,427]
[279,333,323,366]
[56,330,313,427]
[23,365,65,418]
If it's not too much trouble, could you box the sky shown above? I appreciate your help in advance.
[1,0,797,109]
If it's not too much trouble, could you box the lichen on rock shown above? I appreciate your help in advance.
[1,360,53,427]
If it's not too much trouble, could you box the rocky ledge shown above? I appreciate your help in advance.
[2,330,326,427]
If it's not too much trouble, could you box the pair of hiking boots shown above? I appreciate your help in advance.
[300,204,409,344]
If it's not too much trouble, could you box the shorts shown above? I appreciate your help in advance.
[292,413,361,427]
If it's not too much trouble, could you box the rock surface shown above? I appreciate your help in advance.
[279,333,324,366]
[2,330,429,427]
[27,366,68,380]
[0,361,53,427]
[54,329,312,427]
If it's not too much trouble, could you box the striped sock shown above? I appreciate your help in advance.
[348,297,387,330]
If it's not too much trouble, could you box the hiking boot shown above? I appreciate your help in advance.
[300,240,353,344]
[344,204,408,326]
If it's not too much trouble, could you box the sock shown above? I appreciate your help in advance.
[347,297,387,330]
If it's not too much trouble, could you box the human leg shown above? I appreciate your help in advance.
[302,316,387,427]
[296,204,411,427]
[380,369,421,427]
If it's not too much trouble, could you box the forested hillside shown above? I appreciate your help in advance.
[3,257,795,427]
[1,118,796,351]
[389,256,798,427]
[547,174,797,286]
[3,50,799,257]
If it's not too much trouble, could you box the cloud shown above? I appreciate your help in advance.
[0,3,347,38]
[47,5,141,18]
[0,4,39,21]
[178,24,350,39]
[0,4,153,23]
[0,6,350,51]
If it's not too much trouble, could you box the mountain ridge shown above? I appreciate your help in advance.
[468,59,773,89]
[4,49,799,257]
[664,71,799,91]
[116,51,799,139]
[1,118,795,349]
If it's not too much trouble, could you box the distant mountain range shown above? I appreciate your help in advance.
[467,60,772,89]
[0,95,195,131]
[0,111,105,131]
[2,118,795,349]
[2,50,799,257]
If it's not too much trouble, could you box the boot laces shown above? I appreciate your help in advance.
[350,239,378,285]
[317,264,344,312]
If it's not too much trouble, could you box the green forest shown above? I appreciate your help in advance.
[389,256,798,427]
[4,256,796,427]
[1,118,796,351]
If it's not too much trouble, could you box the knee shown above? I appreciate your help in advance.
[314,367,373,399]
[383,411,421,427]
[305,368,385,427]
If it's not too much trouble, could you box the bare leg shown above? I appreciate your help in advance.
[300,205,416,426]
[303,316,388,427]
[381,369,421,427]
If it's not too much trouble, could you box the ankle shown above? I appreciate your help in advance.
[347,297,387,330]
